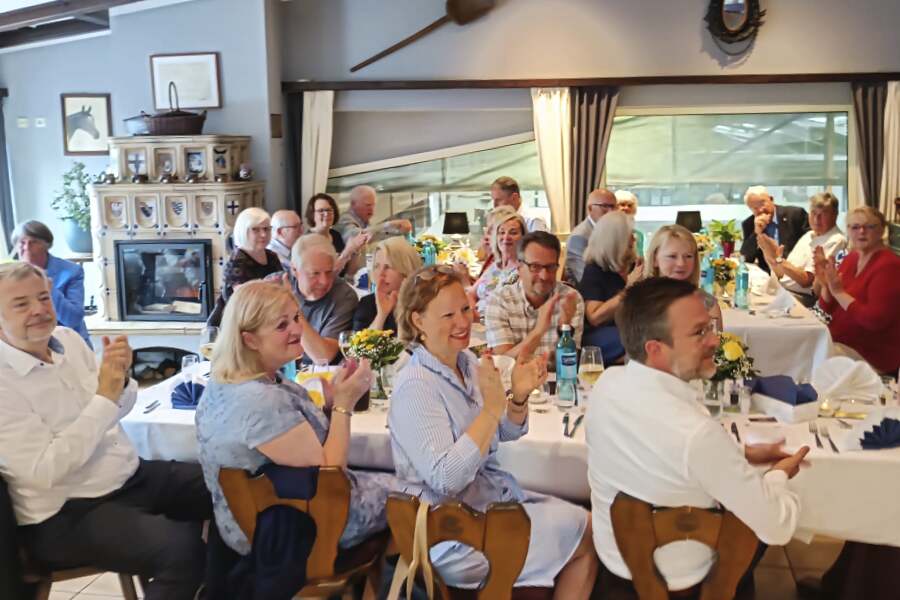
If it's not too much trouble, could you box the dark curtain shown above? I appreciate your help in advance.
[569,86,619,227]
[852,82,888,208]
[0,97,14,253]
[284,92,304,214]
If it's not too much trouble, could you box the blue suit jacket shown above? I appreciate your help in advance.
[44,255,91,347]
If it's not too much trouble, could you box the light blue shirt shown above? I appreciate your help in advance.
[44,254,90,347]
[388,345,528,510]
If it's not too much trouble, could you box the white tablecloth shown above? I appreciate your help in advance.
[125,367,900,547]
[722,295,833,382]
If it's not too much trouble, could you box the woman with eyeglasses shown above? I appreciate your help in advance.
[208,207,283,327]
[577,211,643,366]
[389,265,599,598]
[469,207,526,318]
[305,193,370,276]
[814,206,900,374]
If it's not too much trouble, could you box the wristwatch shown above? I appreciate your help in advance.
[508,391,527,407]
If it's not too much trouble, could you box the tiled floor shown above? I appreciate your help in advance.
[48,537,844,599]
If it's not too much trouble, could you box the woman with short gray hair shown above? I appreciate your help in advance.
[576,211,643,365]
[12,219,91,345]
[207,207,283,327]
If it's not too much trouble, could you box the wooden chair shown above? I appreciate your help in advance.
[22,562,139,600]
[385,493,553,600]
[609,493,759,600]
[218,467,388,599]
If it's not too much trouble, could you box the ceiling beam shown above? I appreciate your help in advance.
[0,0,139,33]
[0,17,106,48]
[282,72,900,93]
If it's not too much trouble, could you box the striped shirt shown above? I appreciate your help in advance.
[484,279,585,356]
[387,345,528,510]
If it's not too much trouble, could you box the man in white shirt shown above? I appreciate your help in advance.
[586,277,809,593]
[0,262,211,600]
[491,176,550,233]
[564,188,617,284]
[757,192,847,306]
[268,209,303,271]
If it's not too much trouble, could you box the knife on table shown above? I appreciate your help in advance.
[568,414,585,438]
[730,422,742,444]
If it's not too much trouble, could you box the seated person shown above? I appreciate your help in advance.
[740,185,809,272]
[352,236,422,333]
[267,209,303,272]
[586,277,809,593]
[758,192,847,307]
[305,193,370,277]
[485,231,584,360]
[645,224,722,328]
[615,190,645,258]
[196,280,395,556]
[208,207,283,327]
[815,206,900,374]
[389,265,598,598]
[12,220,90,346]
[470,207,525,317]
[565,189,617,284]
[0,262,211,600]
[290,234,359,365]
[577,211,643,365]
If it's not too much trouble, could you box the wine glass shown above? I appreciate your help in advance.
[338,331,354,360]
[181,354,199,384]
[578,346,604,392]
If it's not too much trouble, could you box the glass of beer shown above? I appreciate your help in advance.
[578,346,605,391]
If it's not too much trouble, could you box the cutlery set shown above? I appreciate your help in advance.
[562,412,584,438]
[809,421,840,453]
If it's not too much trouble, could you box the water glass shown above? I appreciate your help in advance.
[578,346,604,391]
[703,380,723,419]
[338,331,354,360]
[181,354,199,383]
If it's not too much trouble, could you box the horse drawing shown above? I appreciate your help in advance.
[66,106,100,142]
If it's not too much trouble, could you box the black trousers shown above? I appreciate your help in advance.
[21,460,212,600]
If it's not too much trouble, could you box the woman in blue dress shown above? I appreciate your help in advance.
[389,265,598,598]
[196,280,396,555]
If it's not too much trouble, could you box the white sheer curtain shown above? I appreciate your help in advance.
[879,81,900,222]
[531,88,572,234]
[301,91,335,204]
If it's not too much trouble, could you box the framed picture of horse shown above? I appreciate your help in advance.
[60,93,112,156]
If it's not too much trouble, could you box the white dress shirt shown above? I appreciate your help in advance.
[0,327,139,525]
[586,361,800,591]
[780,226,847,295]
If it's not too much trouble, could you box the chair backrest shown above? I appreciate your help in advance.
[609,493,759,600]
[218,467,350,581]
[386,493,530,600]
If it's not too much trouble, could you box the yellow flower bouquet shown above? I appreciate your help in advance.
[693,233,714,256]
[713,332,758,381]
[413,233,448,256]
[345,329,405,371]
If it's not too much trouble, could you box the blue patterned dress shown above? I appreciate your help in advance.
[388,345,589,588]
[196,376,396,555]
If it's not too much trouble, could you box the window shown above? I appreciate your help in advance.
[605,111,849,236]
[326,135,549,242]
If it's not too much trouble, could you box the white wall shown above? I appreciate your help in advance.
[281,0,900,81]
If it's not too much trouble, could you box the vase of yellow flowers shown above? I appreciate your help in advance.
[711,257,737,298]
[345,329,406,410]
[713,332,758,382]
[693,232,714,257]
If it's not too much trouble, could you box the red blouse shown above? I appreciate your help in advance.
[819,248,900,374]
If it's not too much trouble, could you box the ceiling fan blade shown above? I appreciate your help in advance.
[350,14,451,73]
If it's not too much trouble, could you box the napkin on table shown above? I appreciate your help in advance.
[760,285,798,315]
[749,375,817,405]
[811,356,882,403]
[171,379,205,410]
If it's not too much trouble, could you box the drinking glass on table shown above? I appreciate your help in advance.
[181,354,199,385]
[338,331,354,361]
[578,346,604,391]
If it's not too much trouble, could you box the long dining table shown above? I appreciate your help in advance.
[124,362,900,549]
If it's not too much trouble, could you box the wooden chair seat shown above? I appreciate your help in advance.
[609,493,759,600]
[386,492,553,600]
[218,466,388,599]
[21,560,139,600]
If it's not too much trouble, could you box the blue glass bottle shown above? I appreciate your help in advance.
[556,325,578,408]
[735,256,749,309]
[422,240,437,266]
[701,254,714,295]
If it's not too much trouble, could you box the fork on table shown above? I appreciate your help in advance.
[809,421,824,449]
[820,426,840,453]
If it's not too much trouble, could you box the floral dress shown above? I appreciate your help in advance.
[473,262,518,316]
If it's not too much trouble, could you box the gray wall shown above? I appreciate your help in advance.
[0,0,274,255]
[281,0,900,80]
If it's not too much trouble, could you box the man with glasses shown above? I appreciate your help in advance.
[485,231,584,360]
[268,210,303,272]
[586,277,809,594]
[740,185,810,272]
[757,192,847,306]
[565,188,618,283]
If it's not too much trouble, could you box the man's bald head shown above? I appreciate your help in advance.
[587,189,617,222]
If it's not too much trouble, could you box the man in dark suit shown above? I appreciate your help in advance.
[740,186,810,272]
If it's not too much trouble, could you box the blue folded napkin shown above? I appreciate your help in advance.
[171,380,205,410]
[749,375,818,406]
[861,418,900,450]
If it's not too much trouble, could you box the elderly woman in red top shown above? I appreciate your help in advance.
[815,206,900,374]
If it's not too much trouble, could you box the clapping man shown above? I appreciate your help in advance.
[740,185,809,272]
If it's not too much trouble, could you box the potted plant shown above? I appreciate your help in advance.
[707,219,741,257]
[51,161,94,253]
